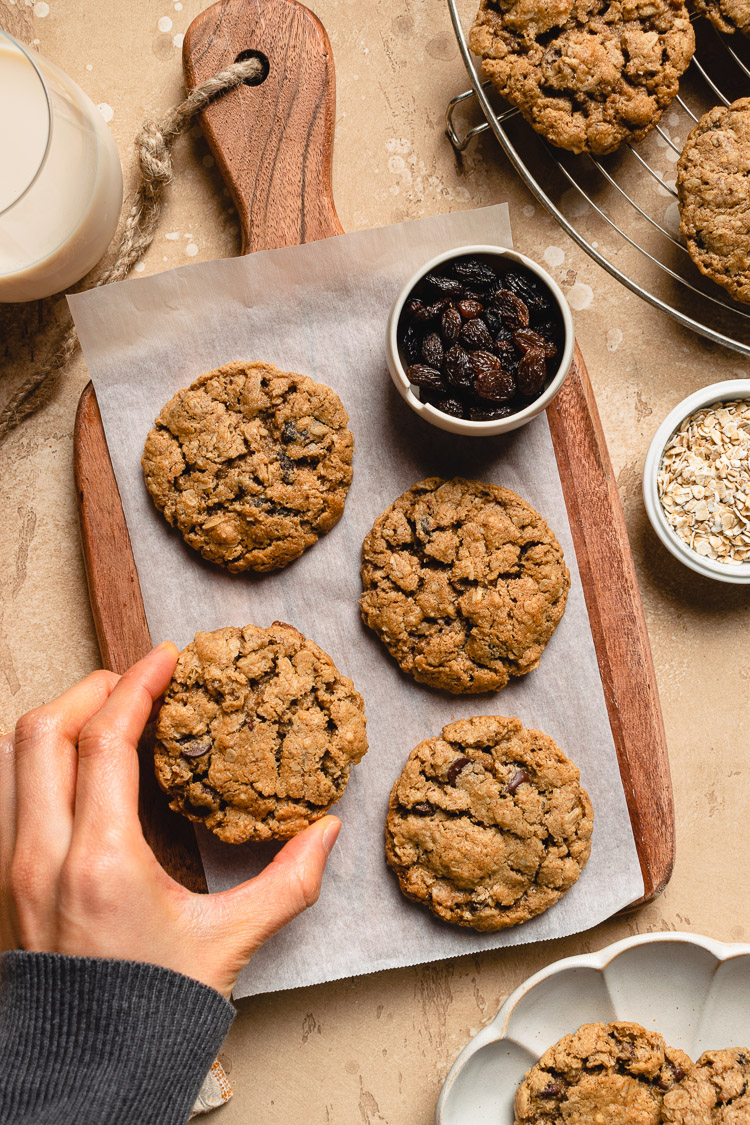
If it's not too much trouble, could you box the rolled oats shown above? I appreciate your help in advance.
[658,399,750,564]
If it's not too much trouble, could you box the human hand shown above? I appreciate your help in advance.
[0,643,340,998]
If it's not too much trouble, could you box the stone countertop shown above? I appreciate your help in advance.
[1,1,749,1122]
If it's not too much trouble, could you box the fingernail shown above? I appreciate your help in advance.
[152,640,174,654]
[322,819,341,856]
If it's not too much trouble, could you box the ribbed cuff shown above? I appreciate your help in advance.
[0,951,235,1125]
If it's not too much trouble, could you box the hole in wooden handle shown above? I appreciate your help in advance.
[234,49,270,86]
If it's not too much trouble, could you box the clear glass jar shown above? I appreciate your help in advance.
[0,31,123,302]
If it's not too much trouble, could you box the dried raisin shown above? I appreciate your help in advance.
[493,327,516,357]
[449,257,498,290]
[441,305,462,343]
[504,270,553,318]
[406,364,445,389]
[535,319,565,349]
[459,318,493,351]
[444,345,474,388]
[427,394,464,418]
[492,288,530,327]
[517,349,547,396]
[475,370,516,402]
[423,272,464,296]
[473,353,515,401]
[399,324,421,364]
[404,298,429,323]
[513,328,557,358]
[457,298,483,320]
[468,402,515,421]
[422,332,444,368]
[422,297,452,320]
[483,308,501,335]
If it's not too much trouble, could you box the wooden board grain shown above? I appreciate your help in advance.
[73,0,673,906]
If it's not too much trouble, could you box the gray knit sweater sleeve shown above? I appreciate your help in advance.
[0,950,235,1124]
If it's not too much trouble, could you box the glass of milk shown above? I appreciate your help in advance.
[0,32,123,302]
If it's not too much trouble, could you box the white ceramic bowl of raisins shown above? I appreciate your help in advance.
[386,245,574,437]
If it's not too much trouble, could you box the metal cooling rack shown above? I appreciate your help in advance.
[446,1,750,357]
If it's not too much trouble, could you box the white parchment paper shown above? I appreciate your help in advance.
[69,204,644,999]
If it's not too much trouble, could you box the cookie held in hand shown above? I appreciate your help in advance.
[360,477,569,694]
[384,715,593,931]
[515,1021,692,1125]
[154,622,367,842]
[142,360,354,572]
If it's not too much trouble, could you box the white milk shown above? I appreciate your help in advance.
[0,35,123,302]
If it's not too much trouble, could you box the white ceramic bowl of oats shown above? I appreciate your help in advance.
[643,380,750,584]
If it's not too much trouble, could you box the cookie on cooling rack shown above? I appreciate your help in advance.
[360,477,569,694]
[688,0,750,35]
[154,622,368,843]
[515,1022,692,1125]
[678,98,750,304]
[663,1048,750,1123]
[384,715,593,931]
[468,0,695,155]
[142,360,354,572]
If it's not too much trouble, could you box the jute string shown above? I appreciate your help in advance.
[0,55,262,444]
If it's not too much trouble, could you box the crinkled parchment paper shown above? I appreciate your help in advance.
[69,204,643,998]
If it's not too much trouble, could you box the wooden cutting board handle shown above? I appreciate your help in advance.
[183,0,343,251]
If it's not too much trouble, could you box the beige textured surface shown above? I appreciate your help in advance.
[2,1,750,1122]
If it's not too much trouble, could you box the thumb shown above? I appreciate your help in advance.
[213,815,341,958]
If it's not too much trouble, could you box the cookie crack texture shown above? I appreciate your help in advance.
[663,1047,750,1123]
[468,0,695,154]
[384,715,593,931]
[141,359,354,572]
[360,477,570,694]
[515,1022,693,1124]
[154,621,368,843]
[690,0,750,35]
[677,98,750,305]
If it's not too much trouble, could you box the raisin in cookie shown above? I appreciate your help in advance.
[360,477,569,694]
[384,715,593,930]
[688,0,750,35]
[678,99,750,304]
[515,1022,692,1124]
[469,0,695,155]
[154,622,367,843]
[663,1048,750,1124]
[142,360,354,572]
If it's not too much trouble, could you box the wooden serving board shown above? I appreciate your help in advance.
[73,0,673,906]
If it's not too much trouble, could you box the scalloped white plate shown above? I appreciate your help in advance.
[437,932,750,1125]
